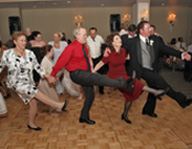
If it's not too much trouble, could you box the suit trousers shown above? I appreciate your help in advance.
[92,56,105,93]
[141,68,186,114]
[70,69,126,119]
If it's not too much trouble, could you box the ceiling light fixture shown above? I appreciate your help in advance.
[161,2,165,6]
[66,1,71,4]
[101,3,104,7]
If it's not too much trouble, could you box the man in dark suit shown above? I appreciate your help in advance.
[121,24,137,75]
[122,21,192,117]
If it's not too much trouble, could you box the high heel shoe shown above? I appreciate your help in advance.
[62,99,69,112]
[121,114,132,124]
[27,125,42,131]
[155,87,169,100]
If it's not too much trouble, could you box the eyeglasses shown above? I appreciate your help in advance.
[18,39,27,42]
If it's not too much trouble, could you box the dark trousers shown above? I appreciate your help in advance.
[92,55,106,93]
[70,69,126,119]
[141,68,186,114]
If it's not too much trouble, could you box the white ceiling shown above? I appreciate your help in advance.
[0,0,192,8]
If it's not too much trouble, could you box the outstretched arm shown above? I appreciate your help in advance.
[92,61,105,73]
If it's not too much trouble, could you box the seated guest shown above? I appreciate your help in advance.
[0,32,68,130]
[176,37,187,51]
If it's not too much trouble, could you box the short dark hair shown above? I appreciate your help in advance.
[0,41,2,48]
[89,27,97,32]
[150,24,156,30]
[128,24,137,32]
[32,31,41,38]
[170,38,176,45]
[137,21,149,33]
[178,37,183,42]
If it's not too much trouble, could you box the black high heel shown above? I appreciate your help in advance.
[27,125,42,131]
[155,87,169,100]
[62,99,69,112]
[121,114,132,124]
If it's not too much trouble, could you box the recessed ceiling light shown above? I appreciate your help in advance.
[66,1,71,4]
[101,3,104,7]
[161,2,165,6]
[53,2,58,5]
[33,5,37,8]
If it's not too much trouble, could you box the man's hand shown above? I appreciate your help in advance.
[183,52,191,61]
[103,47,111,57]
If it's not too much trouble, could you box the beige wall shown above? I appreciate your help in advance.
[150,6,191,44]
[22,7,132,43]
[0,6,192,45]
[0,8,20,42]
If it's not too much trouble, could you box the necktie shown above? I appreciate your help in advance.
[146,38,149,46]
[180,42,182,48]
[82,45,91,71]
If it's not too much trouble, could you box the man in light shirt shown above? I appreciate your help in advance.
[87,27,105,94]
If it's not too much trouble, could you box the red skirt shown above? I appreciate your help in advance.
[110,75,145,102]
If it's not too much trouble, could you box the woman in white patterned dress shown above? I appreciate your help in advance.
[0,32,67,130]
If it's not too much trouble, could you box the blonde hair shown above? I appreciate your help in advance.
[54,32,63,38]
[12,32,26,40]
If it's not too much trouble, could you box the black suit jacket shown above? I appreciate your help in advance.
[122,35,182,79]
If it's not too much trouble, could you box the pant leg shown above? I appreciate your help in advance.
[80,85,95,119]
[92,57,104,93]
[142,69,187,113]
[70,69,126,88]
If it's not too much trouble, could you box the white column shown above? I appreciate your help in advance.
[132,0,150,25]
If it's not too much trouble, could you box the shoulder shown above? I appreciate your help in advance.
[60,41,68,45]
[48,41,54,45]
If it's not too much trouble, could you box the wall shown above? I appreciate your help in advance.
[0,6,192,45]
[150,6,191,44]
[0,8,20,42]
[21,7,132,42]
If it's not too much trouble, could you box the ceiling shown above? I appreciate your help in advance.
[0,0,192,8]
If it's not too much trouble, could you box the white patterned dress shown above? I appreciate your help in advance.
[0,49,45,104]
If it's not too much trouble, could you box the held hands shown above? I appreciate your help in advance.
[44,73,56,85]
[182,52,191,61]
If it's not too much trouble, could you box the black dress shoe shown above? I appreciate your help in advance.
[185,98,192,106]
[99,90,104,95]
[62,99,69,112]
[155,87,169,100]
[142,112,158,118]
[121,114,132,124]
[27,125,42,131]
[79,118,96,125]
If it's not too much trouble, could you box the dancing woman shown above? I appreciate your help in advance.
[93,33,168,123]
[0,32,67,130]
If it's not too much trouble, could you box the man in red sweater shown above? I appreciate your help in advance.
[49,27,134,125]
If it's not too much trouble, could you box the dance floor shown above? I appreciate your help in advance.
[0,70,192,149]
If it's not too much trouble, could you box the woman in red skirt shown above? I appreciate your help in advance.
[93,33,168,124]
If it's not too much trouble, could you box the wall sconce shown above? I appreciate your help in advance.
[74,15,83,27]
[139,9,149,21]
[168,13,176,32]
[122,14,131,28]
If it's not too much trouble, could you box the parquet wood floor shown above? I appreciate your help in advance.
[0,71,192,149]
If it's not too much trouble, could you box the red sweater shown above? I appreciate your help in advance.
[51,40,91,77]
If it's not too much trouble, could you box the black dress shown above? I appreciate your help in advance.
[30,47,44,83]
